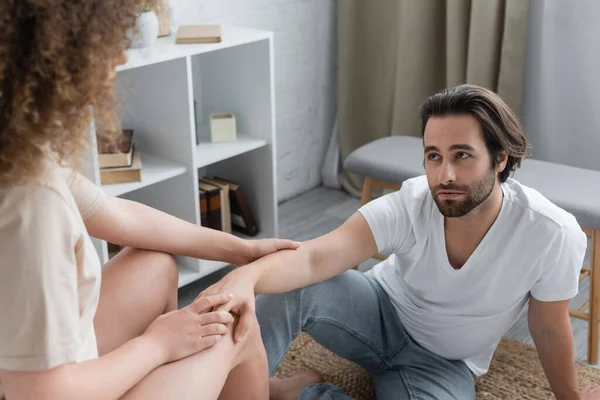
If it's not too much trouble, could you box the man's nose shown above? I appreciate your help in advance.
[438,161,456,184]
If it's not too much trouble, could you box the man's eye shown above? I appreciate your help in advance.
[457,152,470,159]
[428,154,439,161]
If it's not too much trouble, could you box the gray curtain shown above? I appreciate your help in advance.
[521,0,600,171]
[338,0,530,196]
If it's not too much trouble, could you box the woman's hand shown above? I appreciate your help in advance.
[142,293,235,364]
[195,269,257,343]
[235,238,300,266]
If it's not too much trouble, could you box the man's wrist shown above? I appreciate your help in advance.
[231,260,262,290]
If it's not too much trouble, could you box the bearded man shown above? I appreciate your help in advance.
[199,84,595,400]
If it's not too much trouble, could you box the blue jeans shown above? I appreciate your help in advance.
[256,270,475,400]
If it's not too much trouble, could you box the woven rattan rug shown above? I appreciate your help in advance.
[274,333,600,399]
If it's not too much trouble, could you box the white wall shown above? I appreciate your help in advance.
[171,0,338,201]
[521,0,600,171]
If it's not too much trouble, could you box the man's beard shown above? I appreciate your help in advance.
[432,168,496,218]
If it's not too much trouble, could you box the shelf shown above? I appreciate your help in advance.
[118,26,272,72]
[91,26,279,289]
[178,262,228,288]
[195,135,268,168]
[101,152,187,197]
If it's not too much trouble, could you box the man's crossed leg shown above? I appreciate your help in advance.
[256,270,475,400]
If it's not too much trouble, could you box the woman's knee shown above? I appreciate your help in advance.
[150,250,178,290]
[115,247,179,300]
[146,250,178,306]
[234,314,268,367]
[128,248,177,286]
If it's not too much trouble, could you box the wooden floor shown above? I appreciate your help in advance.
[178,185,596,367]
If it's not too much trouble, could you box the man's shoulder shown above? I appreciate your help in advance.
[373,175,433,219]
[358,175,432,224]
[398,175,431,203]
[503,178,582,237]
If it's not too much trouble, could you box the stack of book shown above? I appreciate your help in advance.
[97,129,143,185]
[198,176,258,236]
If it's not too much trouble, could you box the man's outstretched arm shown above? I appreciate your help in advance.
[528,296,585,400]
[197,212,379,341]
[249,211,378,294]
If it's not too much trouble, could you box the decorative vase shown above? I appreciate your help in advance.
[128,10,159,48]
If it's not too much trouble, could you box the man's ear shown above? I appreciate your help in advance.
[496,151,508,173]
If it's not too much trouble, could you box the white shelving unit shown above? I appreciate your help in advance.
[101,153,187,197]
[86,26,278,288]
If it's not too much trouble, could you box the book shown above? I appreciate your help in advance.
[201,177,232,234]
[198,181,222,231]
[100,148,142,185]
[212,177,258,236]
[176,25,222,44]
[199,189,208,228]
[97,129,134,169]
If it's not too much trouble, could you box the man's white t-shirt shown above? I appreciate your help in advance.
[358,175,587,376]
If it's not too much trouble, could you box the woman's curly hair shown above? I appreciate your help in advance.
[0,0,146,182]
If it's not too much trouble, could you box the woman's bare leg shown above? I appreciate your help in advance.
[94,247,178,355]
[217,317,269,400]
[94,247,269,399]
[122,316,269,400]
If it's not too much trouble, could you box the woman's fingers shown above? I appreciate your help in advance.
[187,293,233,314]
[196,310,234,326]
[190,320,232,352]
[199,323,229,337]
[193,334,223,352]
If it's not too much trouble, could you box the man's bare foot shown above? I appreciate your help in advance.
[269,370,324,400]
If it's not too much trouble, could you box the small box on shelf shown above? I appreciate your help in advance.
[210,113,237,143]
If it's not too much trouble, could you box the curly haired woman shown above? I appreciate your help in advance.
[0,1,298,399]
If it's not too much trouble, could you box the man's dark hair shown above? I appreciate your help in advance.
[419,84,532,183]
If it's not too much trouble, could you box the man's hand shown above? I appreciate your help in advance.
[195,268,257,343]
[235,238,300,267]
[581,386,600,399]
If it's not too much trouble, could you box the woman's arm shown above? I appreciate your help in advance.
[0,294,234,400]
[1,335,164,400]
[85,196,299,266]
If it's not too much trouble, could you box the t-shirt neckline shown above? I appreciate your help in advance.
[436,183,508,274]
